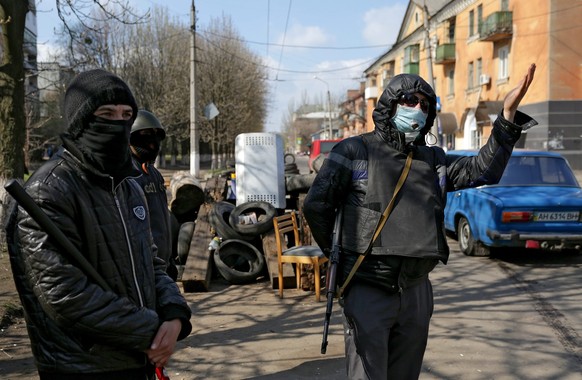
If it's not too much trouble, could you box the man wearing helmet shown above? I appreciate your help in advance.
[130,110,178,281]
[304,64,537,379]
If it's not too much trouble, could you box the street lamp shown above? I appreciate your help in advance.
[314,76,333,139]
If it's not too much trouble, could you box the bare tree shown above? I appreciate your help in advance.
[0,1,146,243]
[197,16,268,169]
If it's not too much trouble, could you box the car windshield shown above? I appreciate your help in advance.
[498,156,579,186]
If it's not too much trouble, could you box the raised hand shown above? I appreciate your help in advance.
[503,63,536,122]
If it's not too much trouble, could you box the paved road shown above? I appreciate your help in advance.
[161,242,582,380]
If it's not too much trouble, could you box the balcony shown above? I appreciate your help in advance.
[434,43,456,64]
[364,86,378,100]
[403,62,419,75]
[479,11,513,42]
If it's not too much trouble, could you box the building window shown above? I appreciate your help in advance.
[468,61,474,89]
[471,129,483,149]
[404,44,420,75]
[498,46,509,80]
[469,10,475,37]
[382,62,395,88]
[501,0,509,11]
[476,58,482,84]
[477,5,483,36]
[448,17,456,43]
[448,69,455,95]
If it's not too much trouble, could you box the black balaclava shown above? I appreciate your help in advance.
[62,69,138,179]
[131,132,164,163]
[371,73,437,151]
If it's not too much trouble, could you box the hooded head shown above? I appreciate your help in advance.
[64,69,138,138]
[372,73,437,145]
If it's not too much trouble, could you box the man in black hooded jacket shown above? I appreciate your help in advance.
[303,64,537,379]
[6,69,192,379]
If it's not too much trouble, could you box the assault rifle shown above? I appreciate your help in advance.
[5,179,170,380]
[320,206,343,354]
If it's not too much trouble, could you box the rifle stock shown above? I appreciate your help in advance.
[4,179,111,291]
[320,207,343,354]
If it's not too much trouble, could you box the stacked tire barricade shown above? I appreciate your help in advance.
[172,152,321,291]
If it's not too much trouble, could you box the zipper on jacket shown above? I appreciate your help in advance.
[113,188,145,307]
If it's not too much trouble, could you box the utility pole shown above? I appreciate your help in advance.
[326,89,332,139]
[189,0,200,177]
[314,76,333,139]
[422,1,438,143]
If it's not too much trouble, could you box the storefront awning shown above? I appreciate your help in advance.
[459,101,504,131]
[437,113,458,134]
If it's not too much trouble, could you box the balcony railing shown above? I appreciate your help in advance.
[480,11,513,42]
[434,43,456,64]
[403,62,419,75]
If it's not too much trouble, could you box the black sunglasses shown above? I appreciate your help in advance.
[399,93,429,113]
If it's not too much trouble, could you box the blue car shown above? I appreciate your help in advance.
[444,150,582,256]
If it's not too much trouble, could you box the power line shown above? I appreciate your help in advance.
[203,29,392,50]
[197,32,378,75]
[274,0,292,81]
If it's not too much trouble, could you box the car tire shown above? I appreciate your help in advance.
[209,201,253,241]
[312,154,326,173]
[213,239,265,284]
[176,221,195,266]
[457,217,476,256]
[286,173,317,193]
[229,201,277,236]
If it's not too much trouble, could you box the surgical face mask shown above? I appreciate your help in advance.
[391,104,428,134]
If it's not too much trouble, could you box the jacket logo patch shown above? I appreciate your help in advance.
[133,206,146,220]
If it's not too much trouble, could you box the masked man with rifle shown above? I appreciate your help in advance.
[303,64,537,379]
[5,69,192,380]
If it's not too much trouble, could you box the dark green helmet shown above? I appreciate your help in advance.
[131,110,166,140]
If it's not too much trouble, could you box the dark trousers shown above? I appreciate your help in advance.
[38,367,154,380]
[342,278,434,380]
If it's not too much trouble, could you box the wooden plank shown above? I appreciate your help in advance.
[205,176,227,203]
[181,203,213,292]
[262,230,297,290]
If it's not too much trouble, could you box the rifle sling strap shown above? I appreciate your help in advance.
[338,151,413,297]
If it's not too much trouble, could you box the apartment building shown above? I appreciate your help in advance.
[363,0,582,168]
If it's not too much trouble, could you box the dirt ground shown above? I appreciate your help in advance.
[0,249,35,378]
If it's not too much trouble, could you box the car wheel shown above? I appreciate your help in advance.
[457,217,475,256]
[213,239,266,284]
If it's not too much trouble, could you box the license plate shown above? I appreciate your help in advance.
[533,211,580,221]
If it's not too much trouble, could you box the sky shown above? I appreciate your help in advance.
[35,0,408,133]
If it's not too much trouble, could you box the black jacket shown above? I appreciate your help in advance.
[6,141,192,374]
[304,97,537,291]
[132,158,175,274]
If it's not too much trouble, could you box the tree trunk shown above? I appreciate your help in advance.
[0,1,28,248]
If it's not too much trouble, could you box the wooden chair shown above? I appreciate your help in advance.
[272,211,328,301]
